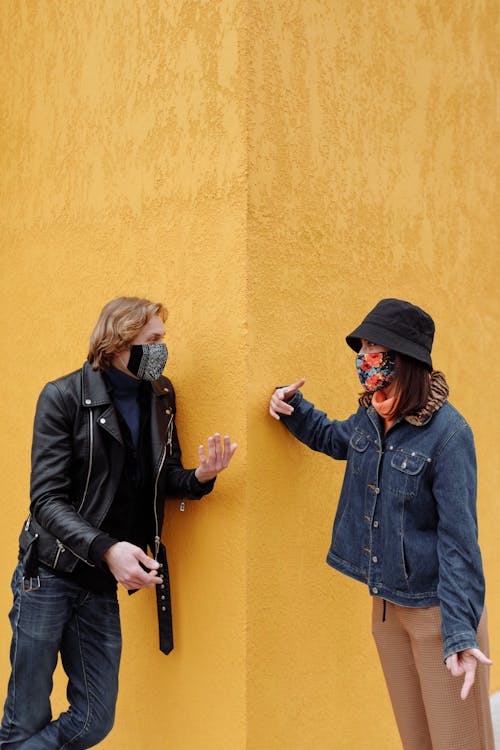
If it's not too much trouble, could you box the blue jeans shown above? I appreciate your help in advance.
[0,564,122,749]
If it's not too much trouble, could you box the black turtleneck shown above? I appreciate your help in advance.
[105,365,142,447]
[68,367,155,592]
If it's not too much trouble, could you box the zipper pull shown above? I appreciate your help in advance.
[24,512,32,531]
[180,501,185,512]
[167,416,174,456]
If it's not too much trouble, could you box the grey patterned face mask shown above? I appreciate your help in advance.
[127,343,168,381]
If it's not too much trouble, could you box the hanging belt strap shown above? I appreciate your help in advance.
[155,542,174,655]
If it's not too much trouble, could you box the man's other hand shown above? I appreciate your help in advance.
[104,542,163,590]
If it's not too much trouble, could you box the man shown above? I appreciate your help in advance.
[0,296,237,749]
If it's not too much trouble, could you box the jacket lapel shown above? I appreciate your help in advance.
[150,386,169,472]
[81,363,124,445]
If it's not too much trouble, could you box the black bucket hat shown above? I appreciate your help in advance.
[346,298,435,370]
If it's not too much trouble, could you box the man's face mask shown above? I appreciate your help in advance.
[356,350,396,392]
[126,343,168,381]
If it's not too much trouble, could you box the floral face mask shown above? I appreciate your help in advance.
[356,350,396,392]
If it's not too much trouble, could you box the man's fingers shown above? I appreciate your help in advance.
[222,436,237,467]
[207,436,216,462]
[136,549,159,570]
[213,433,223,466]
[196,434,237,480]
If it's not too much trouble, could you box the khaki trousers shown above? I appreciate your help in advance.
[372,598,494,750]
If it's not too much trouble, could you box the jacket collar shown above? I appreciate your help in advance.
[81,362,112,407]
[81,362,171,406]
[360,370,449,427]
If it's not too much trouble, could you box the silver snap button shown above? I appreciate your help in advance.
[372,587,378,594]
[411,451,416,456]
[99,418,106,424]
[161,606,166,612]
[373,521,379,528]
[372,556,378,563]
[85,398,91,405]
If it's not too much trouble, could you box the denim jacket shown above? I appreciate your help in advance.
[280,373,485,660]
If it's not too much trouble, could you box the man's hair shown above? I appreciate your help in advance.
[87,296,167,371]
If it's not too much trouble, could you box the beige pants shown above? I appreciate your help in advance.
[372,598,494,749]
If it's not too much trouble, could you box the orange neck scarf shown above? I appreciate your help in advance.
[371,389,398,432]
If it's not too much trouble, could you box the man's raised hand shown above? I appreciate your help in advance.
[195,434,237,483]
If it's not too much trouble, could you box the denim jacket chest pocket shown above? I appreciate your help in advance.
[388,450,431,498]
[349,431,371,476]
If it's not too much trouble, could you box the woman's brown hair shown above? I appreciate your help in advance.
[391,353,431,420]
[87,297,167,371]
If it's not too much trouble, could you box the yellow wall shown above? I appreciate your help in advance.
[247,1,499,748]
[0,2,498,749]
[0,2,247,749]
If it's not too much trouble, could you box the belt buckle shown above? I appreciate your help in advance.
[22,576,41,592]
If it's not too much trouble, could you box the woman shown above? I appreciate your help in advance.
[269,298,494,750]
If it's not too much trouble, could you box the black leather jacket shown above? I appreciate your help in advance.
[19,362,214,572]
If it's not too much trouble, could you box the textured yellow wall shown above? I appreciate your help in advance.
[0,2,246,749]
[0,1,498,749]
[247,1,499,749]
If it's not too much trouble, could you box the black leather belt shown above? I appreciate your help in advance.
[155,542,174,655]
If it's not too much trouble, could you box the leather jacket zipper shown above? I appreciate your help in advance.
[77,408,94,513]
[153,445,167,560]
[166,414,174,453]
[54,409,96,569]
[54,539,95,568]
[165,413,184,511]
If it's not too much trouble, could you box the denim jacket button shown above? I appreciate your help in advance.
[372,556,378,563]
[372,587,379,594]
[373,521,379,528]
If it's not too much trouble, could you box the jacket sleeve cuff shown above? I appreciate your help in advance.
[279,391,303,421]
[88,533,119,564]
[189,471,216,497]
[442,632,479,662]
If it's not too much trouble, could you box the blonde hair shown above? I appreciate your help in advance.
[88,297,167,371]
